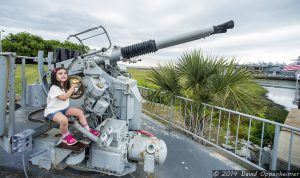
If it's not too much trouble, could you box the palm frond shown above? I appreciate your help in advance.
[146,62,181,96]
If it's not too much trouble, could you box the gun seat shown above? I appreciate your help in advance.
[28,108,75,129]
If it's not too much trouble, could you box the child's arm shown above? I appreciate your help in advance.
[57,84,77,101]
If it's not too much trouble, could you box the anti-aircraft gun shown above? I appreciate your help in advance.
[0,20,234,176]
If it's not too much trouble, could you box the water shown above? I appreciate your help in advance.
[255,79,297,111]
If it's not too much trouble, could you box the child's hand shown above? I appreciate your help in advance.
[70,79,79,88]
[71,83,78,88]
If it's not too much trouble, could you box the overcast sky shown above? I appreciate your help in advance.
[0,0,299,66]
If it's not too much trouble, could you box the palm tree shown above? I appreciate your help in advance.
[147,50,266,135]
[208,60,264,114]
[147,62,181,96]
[176,50,227,102]
[149,49,263,114]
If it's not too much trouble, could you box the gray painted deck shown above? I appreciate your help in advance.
[0,108,243,178]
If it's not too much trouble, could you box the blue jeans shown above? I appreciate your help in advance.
[47,107,70,120]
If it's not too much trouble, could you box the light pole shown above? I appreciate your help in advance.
[0,30,4,52]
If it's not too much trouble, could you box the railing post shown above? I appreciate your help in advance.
[168,96,174,128]
[270,125,280,170]
[21,58,26,107]
[208,107,213,141]
[296,74,300,109]
[216,110,221,144]
[201,105,206,137]
[225,112,231,145]
[234,115,240,154]
[189,102,193,132]
[258,122,265,167]
[0,53,9,136]
[38,50,49,95]
[47,52,53,72]
[184,100,187,130]
[288,131,294,171]
[8,53,16,138]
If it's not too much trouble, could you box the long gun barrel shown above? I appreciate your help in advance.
[109,20,234,61]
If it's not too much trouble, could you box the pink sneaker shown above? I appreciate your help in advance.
[89,129,100,137]
[63,134,77,145]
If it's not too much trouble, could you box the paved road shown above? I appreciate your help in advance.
[0,113,242,178]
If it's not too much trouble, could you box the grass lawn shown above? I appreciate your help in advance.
[127,67,158,89]
[15,64,45,94]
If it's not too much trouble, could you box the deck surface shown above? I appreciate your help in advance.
[0,108,243,178]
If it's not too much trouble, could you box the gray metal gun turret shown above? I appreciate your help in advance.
[0,20,234,177]
[109,20,234,61]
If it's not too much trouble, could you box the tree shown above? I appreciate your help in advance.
[148,49,265,116]
[2,32,86,58]
[147,49,268,140]
[147,62,181,96]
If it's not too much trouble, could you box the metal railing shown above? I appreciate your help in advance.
[294,75,300,106]
[138,86,300,171]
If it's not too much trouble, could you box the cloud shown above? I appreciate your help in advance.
[0,0,299,66]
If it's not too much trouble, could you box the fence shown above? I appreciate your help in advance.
[138,86,300,171]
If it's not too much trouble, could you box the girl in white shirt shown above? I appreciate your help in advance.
[44,67,100,145]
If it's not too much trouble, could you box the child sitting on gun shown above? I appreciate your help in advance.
[44,67,100,145]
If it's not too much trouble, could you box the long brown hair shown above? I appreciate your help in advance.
[50,67,68,89]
